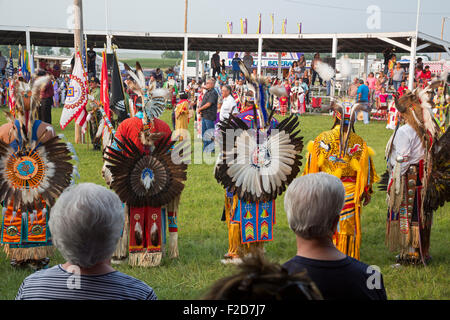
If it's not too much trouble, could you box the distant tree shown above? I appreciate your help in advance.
[59,47,72,56]
[161,51,182,59]
[0,45,19,58]
[187,51,208,60]
[37,46,54,55]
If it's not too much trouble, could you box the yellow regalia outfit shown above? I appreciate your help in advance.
[303,100,378,260]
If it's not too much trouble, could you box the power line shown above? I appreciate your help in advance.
[284,0,450,15]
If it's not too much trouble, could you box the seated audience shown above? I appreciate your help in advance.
[283,173,387,300]
[16,183,157,300]
[202,253,322,300]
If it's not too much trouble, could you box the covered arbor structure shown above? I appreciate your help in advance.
[1,25,450,92]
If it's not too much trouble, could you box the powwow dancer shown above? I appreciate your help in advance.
[0,75,75,269]
[103,63,188,267]
[303,98,378,260]
[215,62,303,264]
[380,81,450,265]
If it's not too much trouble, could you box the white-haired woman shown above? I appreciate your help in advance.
[282,173,387,300]
[16,183,157,300]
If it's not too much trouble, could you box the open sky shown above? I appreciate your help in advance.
[1,0,450,57]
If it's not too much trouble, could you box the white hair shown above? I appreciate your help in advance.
[284,173,345,239]
[49,183,124,268]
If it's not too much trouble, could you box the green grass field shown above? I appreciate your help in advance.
[0,107,448,300]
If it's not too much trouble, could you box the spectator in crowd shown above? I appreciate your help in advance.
[282,173,388,300]
[220,59,226,73]
[420,65,432,84]
[0,78,6,106]
[218,85,238,122]
[38,70,54,125]
[203,253,323,300]
[348,77,359,97]
[366,72,376,104]
[211,51,221,78]
[218,68,228,86]
[416,57,423,71]
[298,55,306,76]
[397,80,408,97]
[392,62,405,91]
[311,53,323,87]
[387,55,397,88]
[59,75,70,107]
[302,69,311,105]
[356,79,370,125]
[243,52,254,72]
[0,51,7,78]
[15,183,158,300]
[231,53,241,82]
[197,78,218,153]
[87,46,97,78]
[376,87,389,110]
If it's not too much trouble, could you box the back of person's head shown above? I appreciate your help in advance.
[202,253,322,300]
[179,92,188,99]
[49,183,124,268]
[284,173,345,239]
[359,79,364,85]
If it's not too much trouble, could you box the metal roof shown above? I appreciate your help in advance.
[1,25,450,53]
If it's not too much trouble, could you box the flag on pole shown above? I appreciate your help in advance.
[226,22,233,34]
[100,50,110,120]
[110,49,127,122]
[298,22,302,34]
[60,51,89,132]
[240,19,244,34]
[17,45,22,76]
[271,13,274,34]
[23,50,30,81]
[30,45,35,75]
[7,46,14,78]
[257,13,262,34]
[244,18,248,34]
[282,18,287,34]
[8,81,15,116]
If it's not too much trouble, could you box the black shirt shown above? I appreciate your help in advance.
[200,88,218,121]
[283,255,387,300]
[87,50,96,72]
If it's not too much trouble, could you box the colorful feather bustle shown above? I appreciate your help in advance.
[104,136,188,208]
[215,115,304,203]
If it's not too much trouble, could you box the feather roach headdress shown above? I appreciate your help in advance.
[0,77,74,212]
[326,98,367,158]
[104,136,188,207]
[215,114,304,203]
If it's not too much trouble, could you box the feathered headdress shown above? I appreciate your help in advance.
[327,98,367,158]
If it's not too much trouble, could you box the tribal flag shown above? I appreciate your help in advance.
[282,18,287,34]
[60,51,89,132]
[7,47,14,78]
[100,50,110,120]
[17,45,22,76]
[298,22,302,34]
[29,46,35,75]
[109,49,127,122]
[23,50,30,81]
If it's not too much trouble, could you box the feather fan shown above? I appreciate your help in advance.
[314,60,335,82]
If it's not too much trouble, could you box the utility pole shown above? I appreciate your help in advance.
[74,0,84,143]
[439,17,449,61]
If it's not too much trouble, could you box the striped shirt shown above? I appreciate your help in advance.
[15,265,157,300]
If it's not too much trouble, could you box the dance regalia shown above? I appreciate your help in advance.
[0,77,74,268]
[290,86,305,115]
[174,99,189,141]
[216,61,302,262]
[381,82,450,265]
[303,99,378,260]
[104,65,188,267]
